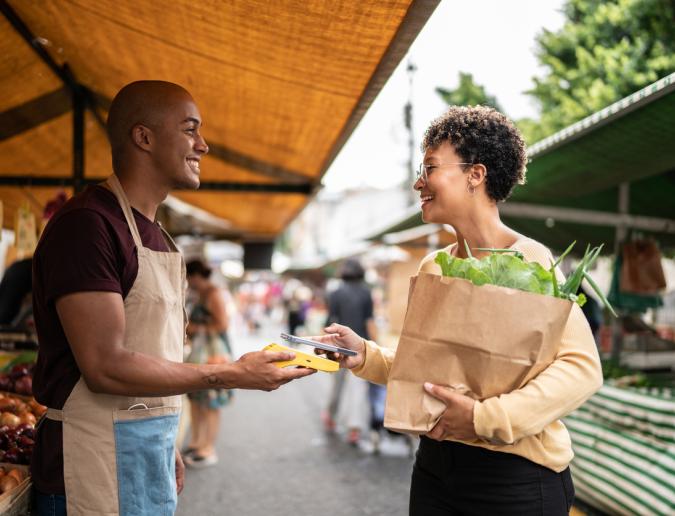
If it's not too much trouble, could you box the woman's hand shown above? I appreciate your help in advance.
[424,382,477,441]
[308,323,366,369]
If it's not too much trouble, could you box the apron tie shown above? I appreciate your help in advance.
[45,407,64,421]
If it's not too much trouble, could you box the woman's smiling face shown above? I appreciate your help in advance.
[415,141,472,225]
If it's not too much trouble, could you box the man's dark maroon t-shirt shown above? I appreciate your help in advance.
[31,185,169,494]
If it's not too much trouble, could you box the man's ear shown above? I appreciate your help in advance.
[468,164,487,187]
[131,124,153,152]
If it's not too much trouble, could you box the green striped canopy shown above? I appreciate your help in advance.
[565,385,675,515]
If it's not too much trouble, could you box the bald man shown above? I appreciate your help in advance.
[31,81,314,516]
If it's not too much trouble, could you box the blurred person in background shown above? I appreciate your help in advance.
[284,278,306,336]
[322,259,377,445]
[0,193,68,330]
[0,257,33,328]
[184,259,233,468]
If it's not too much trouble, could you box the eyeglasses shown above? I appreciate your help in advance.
[415,162,473,185]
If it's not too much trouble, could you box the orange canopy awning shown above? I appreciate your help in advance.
[0,0,438,239]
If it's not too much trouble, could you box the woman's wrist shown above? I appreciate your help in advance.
[347,338,368,370]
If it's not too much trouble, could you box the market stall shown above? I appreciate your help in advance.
[565,384,675,515]
[0,345,44,514]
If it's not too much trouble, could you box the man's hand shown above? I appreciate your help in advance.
[211,350,315,391]
[423,382,477,441]
[175,448,185,495]
[308,324,366,369]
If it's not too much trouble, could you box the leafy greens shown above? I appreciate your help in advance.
[434,242,616,316]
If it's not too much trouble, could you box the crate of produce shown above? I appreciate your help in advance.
[0,463,30,515]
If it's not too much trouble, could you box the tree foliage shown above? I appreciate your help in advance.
[435,72,503,111]
[527,0,675,139]
[435,0,675,145]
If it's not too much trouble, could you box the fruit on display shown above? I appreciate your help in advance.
[0,393,44,465]
[0,352,41,468]
[0,363,34,396]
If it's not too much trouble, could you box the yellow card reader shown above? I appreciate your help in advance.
[263,343,339,373]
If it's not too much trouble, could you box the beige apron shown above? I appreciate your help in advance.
[45,175,186,515]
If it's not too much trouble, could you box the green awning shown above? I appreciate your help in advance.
[504,72,675,253]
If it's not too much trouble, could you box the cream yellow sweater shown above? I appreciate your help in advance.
[351,238,603,472]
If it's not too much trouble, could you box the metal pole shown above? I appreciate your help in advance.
[404,60,417,204]
[610,182,630,363]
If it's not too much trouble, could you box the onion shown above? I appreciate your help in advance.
[0,398,16,412]
[19,413,36,426]
[6,468,24,483]
[0,475,19,494]
[0,412,21,428]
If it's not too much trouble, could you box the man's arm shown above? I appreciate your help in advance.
[56,291,314,396]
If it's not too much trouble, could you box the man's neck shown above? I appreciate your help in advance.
[115,169,170,221]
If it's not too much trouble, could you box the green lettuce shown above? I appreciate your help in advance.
[434,242,616,315]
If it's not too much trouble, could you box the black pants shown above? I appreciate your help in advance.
[410,437,574,516]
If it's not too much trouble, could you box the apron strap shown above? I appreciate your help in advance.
[105,174,144,249]
[157,221,179,253]
[157,221,188,337]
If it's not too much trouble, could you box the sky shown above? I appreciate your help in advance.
[322,0,566,191]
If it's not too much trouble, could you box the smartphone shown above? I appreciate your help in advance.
[280,332,358,357]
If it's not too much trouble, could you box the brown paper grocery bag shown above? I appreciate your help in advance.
[384,272,572,434]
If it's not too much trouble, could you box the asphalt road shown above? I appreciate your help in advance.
[175,328,415,516]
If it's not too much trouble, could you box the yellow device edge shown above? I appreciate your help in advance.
[263,343,339,373]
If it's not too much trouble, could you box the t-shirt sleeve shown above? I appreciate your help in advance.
[40,209,123,303]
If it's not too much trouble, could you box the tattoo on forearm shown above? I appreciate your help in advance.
[204,374,223,386]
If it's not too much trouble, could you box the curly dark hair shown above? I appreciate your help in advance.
[421,105,527,202]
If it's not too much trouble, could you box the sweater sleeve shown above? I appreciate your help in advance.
[350,339,395,385]
[472,240,604,444]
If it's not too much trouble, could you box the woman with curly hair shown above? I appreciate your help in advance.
[312,106,602,515]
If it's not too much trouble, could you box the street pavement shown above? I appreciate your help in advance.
[176,326,415,516]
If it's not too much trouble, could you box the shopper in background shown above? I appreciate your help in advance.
[0,193,68,329]
[184,259,233,468]
[0,258,32,327]
[322,259,377,444]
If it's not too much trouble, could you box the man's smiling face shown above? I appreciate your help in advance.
[150,94,209,190]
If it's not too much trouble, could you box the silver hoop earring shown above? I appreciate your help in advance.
[467,183,476,196]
